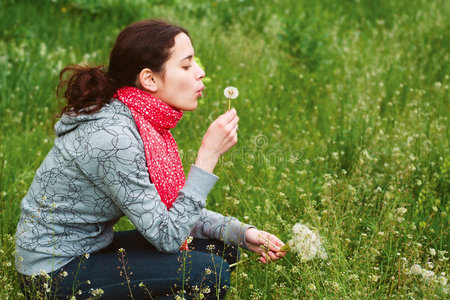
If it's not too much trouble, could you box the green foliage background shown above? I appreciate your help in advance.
[0,0,448,298]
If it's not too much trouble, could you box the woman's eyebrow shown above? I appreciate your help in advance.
[180,55,193,62]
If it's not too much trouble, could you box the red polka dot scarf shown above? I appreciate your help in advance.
[115,86,185,209]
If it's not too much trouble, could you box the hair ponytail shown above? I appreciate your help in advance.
[57,19,188,117]
[57,65,118,116]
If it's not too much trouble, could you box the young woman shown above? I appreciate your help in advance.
[15,19,286,299]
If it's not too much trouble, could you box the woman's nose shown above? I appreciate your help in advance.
[195,64,205,80]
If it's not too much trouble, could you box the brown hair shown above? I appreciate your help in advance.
[57,19,189,116]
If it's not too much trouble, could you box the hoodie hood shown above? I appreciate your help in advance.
[54,100,133,137]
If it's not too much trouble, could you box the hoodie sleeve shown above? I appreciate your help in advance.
[76,120,218,253]
[190,209,255,250]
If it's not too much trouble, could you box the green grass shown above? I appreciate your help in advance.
[1,0,449,298]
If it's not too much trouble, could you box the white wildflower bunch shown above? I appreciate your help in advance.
[90,288,104,297]
[280,223,327,261]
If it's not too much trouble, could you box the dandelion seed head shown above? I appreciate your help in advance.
[422,269,435,281]
[224,86,239,99]
[410,264,422,275]
[437,276,448,286]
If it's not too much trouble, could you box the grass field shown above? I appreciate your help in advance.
[0,0,449,298]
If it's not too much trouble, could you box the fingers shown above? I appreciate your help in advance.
[269,236,285,251]
[246,243,260,254]
[226,115,239,131]
[276,251,287,258]
[246,230,287,264]
[217,109,239,129]
[218,108,237,123]
[258,232,282,253]
[259,250,281,264]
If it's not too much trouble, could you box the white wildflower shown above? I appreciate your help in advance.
[39,270,50,280]
[349,274,359,281]
[224,86,239,99]
[396,207,407,215]
[206,244,216,251]
[90,288,104,297]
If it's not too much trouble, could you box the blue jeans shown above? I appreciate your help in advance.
[19,230,239,299]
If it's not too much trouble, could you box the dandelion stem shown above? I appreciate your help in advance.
[229,253,260,268]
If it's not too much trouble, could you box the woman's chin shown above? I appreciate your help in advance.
[183,101,198,111]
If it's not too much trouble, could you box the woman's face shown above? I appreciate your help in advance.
[152,33,205,111]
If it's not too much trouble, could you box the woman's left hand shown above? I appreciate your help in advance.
[245,228,287,263]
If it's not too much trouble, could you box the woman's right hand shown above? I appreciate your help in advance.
[195,108,239,173]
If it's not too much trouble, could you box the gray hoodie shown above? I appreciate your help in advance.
[15,100,252,276]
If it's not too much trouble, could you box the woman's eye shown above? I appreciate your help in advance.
[182,65,192,70]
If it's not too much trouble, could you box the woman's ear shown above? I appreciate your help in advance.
[137,68,158,93]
